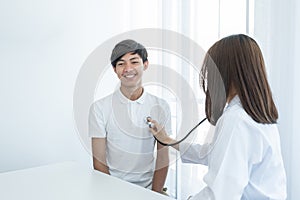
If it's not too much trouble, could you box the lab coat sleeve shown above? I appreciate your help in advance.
[179,143,209,165]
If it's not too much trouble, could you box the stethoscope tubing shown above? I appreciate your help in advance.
[153,117,207,146]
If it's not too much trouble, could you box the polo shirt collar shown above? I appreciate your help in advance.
[116,87,146,104]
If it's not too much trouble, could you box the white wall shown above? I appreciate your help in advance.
[0,0,161,172]
[254,0,300,199]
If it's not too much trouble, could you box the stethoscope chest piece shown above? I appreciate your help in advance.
[145,116,154,128]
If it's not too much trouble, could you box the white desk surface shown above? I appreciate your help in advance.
[0,161,174,200]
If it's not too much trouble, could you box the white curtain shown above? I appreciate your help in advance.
[254,0,300,199]
[159,1,250,199]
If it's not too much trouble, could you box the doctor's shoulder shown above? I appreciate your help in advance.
[214,103,261,140]
[216,102,246,127]
[216,102,277,149]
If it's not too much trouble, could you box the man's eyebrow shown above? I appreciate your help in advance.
[129,56,140,61]
[118,56,140,62]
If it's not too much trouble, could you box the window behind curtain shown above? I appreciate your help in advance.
[95,0,253,199]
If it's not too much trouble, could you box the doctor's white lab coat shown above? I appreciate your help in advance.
[179,96,287,200]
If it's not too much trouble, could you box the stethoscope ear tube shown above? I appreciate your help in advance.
[153,117,207,146]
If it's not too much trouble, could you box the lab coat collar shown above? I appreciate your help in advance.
[229,95,240,106]
[225,95,241,110]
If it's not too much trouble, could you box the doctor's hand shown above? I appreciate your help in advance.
[147,118,172,145]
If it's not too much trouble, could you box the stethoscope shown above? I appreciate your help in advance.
[146,117,207,146]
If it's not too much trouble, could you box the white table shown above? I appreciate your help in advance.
[0,161,174,200]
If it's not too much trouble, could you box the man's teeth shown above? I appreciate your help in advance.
[124,74,135,78]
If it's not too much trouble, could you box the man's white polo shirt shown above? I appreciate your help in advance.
[89,88,172,188]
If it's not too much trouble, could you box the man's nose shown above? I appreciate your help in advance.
[124,63,134,72]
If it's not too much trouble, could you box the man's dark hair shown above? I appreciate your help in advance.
[110,39,148,67]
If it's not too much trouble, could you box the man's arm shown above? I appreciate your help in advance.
[152,142,169,193]
[92,138,110,175]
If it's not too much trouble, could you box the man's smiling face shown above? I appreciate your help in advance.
[114,52,148,89]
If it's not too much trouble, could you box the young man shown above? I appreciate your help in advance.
[89,39,172,193]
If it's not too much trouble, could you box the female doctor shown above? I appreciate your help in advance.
[148,34,287,200]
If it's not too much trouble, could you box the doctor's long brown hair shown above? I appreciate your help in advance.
[200,34,278,125]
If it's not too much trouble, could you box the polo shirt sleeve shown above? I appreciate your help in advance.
[88,102,106,138]
[159,100,172,136]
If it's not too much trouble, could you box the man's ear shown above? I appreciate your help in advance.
[113,67,117,73]
[143,61,149,71]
